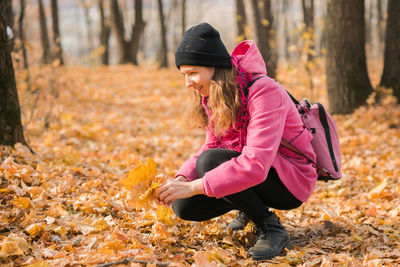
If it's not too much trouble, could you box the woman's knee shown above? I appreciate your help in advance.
[196,149,239,177]
[172,199,198,221]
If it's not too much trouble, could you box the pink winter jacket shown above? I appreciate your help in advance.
[176,40,318,202]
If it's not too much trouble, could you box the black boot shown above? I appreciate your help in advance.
[226,211,250,231]
[248,213,291,260]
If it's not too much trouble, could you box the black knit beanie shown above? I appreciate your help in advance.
[175,23,231,69]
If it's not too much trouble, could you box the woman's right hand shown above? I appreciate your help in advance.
[154,175,188,206]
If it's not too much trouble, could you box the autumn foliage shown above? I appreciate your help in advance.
[0,62,399,266]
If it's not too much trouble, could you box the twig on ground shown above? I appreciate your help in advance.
[95,257,169,267]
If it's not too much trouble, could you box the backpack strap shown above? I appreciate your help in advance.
[280,138,316,165]
[286,91,299,105]
[281,138,331,180]
[243,76,264,96]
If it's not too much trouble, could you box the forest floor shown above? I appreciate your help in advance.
[1,61,399,266]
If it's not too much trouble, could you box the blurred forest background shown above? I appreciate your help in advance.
[1,0,400,266]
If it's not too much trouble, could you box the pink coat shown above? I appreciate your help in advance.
[176,40,318,202]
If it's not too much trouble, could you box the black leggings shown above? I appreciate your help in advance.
[172,148,302,226]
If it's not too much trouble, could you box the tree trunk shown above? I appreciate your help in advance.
[19,0,28,70]
[181,0,186,37]
[98,0,110,65]
[51,0,64,65]
[111,0,144,64]
[83,3,94,55]
[301,0,314,62]
[4,0,14,50]
[235,0,248,43]
[0,2,28,147]
[131,0,145,65]
[38,0,52,64]
[380,0,400,101]
[326,0,372,114]
[377,0,385,43]
[281,0,289,60]
[4,0,12,28]
[157,0,168,68]
[251,0,277,79]
[262,0,277,79]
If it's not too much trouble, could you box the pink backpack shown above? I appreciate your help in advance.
[280,98,342,181]
[246,77,342,181]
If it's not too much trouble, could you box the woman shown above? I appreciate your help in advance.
[155,23,317,260]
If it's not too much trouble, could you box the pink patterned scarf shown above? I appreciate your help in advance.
[202,56,253,152]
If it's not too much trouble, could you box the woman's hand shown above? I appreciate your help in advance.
[155,178,203,206]
[175,175,189,182]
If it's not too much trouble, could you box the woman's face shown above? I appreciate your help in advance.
[180,65,215,97]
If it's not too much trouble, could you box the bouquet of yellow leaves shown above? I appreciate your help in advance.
[121,159,165,210]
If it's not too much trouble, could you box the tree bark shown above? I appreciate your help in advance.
[0,2,28,147]
[301,0,314,62]
[83,3,94,54]
[19,0,28,70]
[235,0,248,43]
[38,0,52,64]
[4,0,14,50]
[181,0,186,37]
[157,0,168,68]
[380,0,400,101]
[326,0,372,114]
[98,0,110,65]
[131,0,145,65]
[251,0,277,79]
[111,0,144,64]
[377,0,385,42]
[51,0,64,65]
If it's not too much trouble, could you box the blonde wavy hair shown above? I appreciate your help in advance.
[186,67,241,136]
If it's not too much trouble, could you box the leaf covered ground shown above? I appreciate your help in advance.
[1,63,399,266]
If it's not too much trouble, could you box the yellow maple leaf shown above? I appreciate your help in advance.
[121,158,157,190]
[156,205,174,225]
[25,223,44,237]
[13,196,32,209]
[0,234,29,256]
[121,159,164,210]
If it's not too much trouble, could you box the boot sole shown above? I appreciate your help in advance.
[250,238,292,261]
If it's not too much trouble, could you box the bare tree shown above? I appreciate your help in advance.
[380,0,400,101]
[157,0,168,68]
[51,0,64,65]
[235,0,248,42]
[326,0,372,114]
[98,0,110,65]
[19,0,28,70]
[111,0,145,64]
[377,0,385,42]
[181,0,186,36]
[301,0,314,62]
[83,1,94,54]
[38,0,51,64]
[251,0,277,79]
[4,0,14,49]
[0,1,29,147]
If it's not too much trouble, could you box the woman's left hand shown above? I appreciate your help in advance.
[155,178,203,206]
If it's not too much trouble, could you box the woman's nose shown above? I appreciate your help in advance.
[185,76,193,88]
